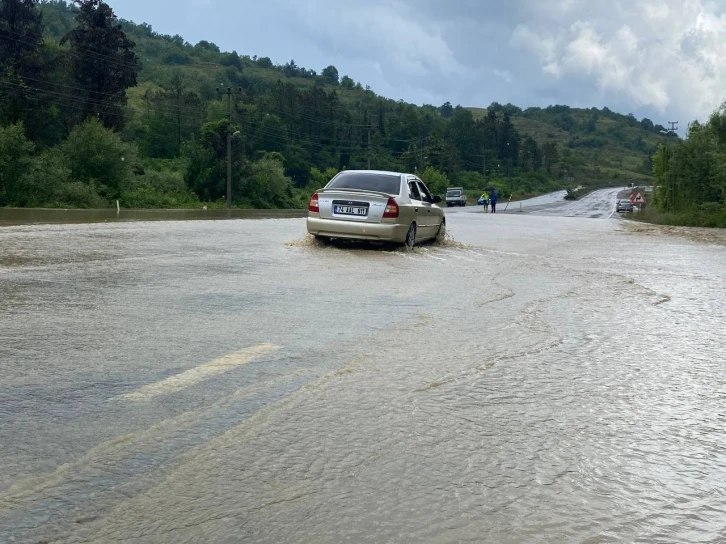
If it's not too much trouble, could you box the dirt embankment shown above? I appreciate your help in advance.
[623,221,726,245]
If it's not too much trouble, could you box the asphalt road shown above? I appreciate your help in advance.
[445,187,622,218]
[1,195,725,543]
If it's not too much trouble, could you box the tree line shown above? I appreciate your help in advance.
[1,0,574,209]
[650,104,726,227]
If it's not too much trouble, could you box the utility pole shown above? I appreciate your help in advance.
[420,137,424,171]
[367,125,372,169]
[482,154,486,178]
[216,86,241,208]
[667,121,679,133]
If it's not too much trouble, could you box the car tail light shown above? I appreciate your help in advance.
[383,198,399,218]
[308,192,319,213]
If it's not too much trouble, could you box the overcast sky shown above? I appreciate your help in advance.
[113,0,726,125]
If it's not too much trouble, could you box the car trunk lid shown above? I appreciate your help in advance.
[317,189,395,224]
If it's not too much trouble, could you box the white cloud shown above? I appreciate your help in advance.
[117,0,726,121]
[493,69,513,83]
[278,0,464,79]
[509,0,726,119]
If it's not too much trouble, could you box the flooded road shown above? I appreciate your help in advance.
[1,202,725,543]
[0,207,307,227]
[446,187,621,218]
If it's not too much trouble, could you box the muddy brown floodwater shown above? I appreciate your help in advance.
[1,192,725,543]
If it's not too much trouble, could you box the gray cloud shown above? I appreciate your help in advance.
[115,0,726,122]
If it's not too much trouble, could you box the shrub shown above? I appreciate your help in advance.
[19,149,106,208]
[59,118,139,199]
[120,168,200,208]
[0,123,34,206]
[240,154,295,208]
[309,166,338,189]
[419,166,450,196]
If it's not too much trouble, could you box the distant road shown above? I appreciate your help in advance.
[447,188,624,219]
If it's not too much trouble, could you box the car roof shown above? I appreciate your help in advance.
[337,169,406,177]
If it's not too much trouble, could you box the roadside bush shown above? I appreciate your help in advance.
[19,149,106,208]
[120,169,200,208]
[419,166,449,196]
[240,153,295,208]
[309,166,338,189]
[452,170,486,190]
[144,169,190,195]
[634,205,726,228]
[0,123,34,206]
[59,118,139,200]
[54,180,108,209]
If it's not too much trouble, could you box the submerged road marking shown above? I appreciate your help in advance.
[122,343,279,401]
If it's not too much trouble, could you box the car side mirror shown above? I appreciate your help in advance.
[433,196,442,204]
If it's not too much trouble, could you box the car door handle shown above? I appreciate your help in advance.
[414,208,419,212]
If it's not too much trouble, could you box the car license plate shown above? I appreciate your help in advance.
[334,205,367,216]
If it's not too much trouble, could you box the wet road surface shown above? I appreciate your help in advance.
[1,197,725,543]
[446,187,621,218]
[0,207,306,227]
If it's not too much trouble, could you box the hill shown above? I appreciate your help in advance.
[0,0,670,209]
[468,104,675,187]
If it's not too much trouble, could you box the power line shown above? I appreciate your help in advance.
[4,79,525,174]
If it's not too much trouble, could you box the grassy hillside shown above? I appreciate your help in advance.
[468,105,672,187]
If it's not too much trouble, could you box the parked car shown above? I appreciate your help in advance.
[616,199,633,212]
[445,187,467,207]
[307,170,445,248]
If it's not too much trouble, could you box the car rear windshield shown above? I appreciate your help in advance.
[447,190,461,197]
[327,173,401,195]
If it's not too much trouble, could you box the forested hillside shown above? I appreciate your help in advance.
[469,105,672,186]
[1,0,667,209]
[648,105,726,227]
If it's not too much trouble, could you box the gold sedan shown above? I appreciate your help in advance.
[306,170,446,247]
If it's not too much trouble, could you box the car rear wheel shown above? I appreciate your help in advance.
[404,223,416,249]
[436,219,446,241]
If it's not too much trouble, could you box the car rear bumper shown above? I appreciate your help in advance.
[307,216,409,242]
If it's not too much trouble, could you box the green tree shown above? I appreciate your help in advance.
[341,75,354,89]
[251,113,287,153]
[137,73,205,158]
[520,136,541,170]
[439,102,454,118]
[184,119,242,201]
[256,56,273,68]
[420,166,449,196]
[59,117,138,199]
[453,170,486,190]
[241,153,294,207]
[309,166,338,188]
[0,0,45,132]
[61,0,140,130]
[321,65,339,85]
[542,142,558,174]
[0,0,43,82]
[0,122,34,205]
[20,148,106,208]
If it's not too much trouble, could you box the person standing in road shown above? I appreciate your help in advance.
[482,191,489,213]
[490,191,498,213]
